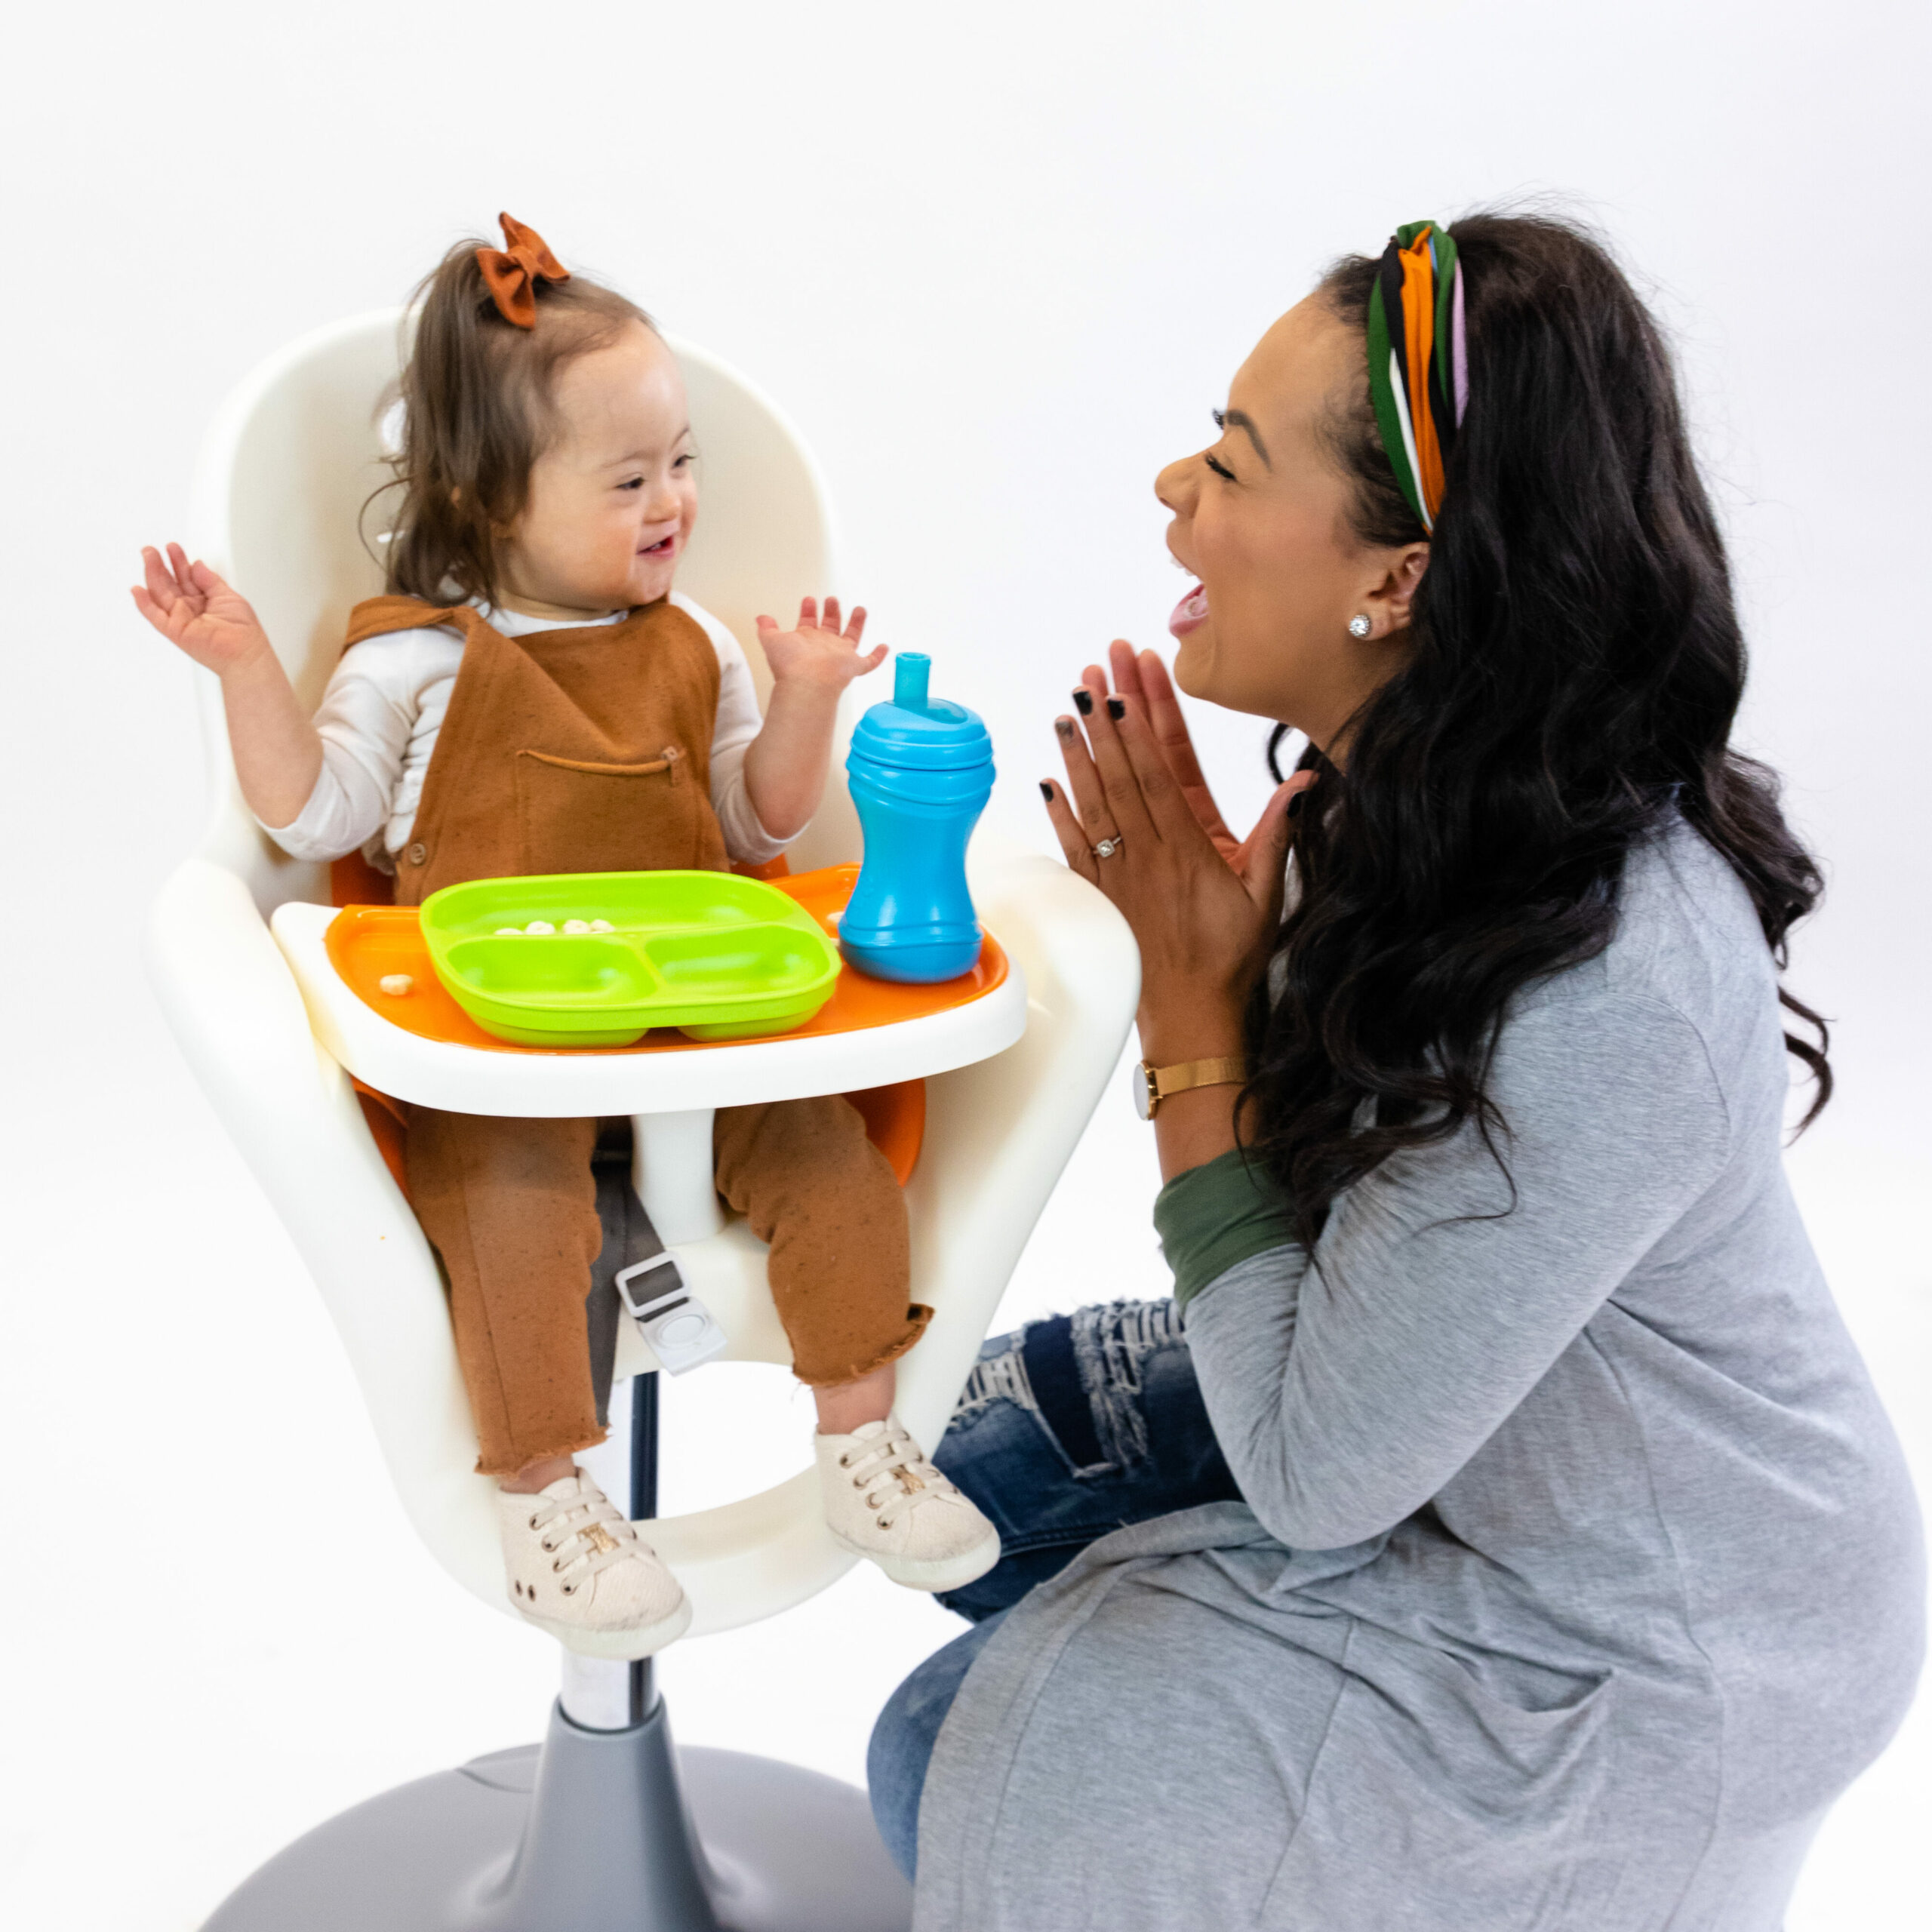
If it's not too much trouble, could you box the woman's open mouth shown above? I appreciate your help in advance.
[1169,585,1210,638]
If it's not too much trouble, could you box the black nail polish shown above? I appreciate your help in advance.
[1055,716,1075,737]
[1106,697,1125,721]
[1038,780,1054,801]
[1287,792,1304,820]
[1072,688,1094,716]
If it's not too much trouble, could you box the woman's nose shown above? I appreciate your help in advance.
[1155,454,1198,518]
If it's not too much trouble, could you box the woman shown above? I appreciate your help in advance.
[866,214,1924,1930]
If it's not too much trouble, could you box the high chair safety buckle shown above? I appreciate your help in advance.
[614,1255,728,1374]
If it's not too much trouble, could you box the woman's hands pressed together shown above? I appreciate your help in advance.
[1042,642,1312,1175]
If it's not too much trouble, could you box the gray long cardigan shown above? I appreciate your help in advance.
[912,819,1924,1931]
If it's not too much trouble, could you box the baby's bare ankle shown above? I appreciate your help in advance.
[499,1454,577,1495]
[814,1364,897,1436]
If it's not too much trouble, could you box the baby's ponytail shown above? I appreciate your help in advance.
[378,215,653,608]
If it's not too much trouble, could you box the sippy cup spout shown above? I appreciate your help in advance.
[893,652,932,712]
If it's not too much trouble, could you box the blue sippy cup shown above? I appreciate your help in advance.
[838,653,995,983]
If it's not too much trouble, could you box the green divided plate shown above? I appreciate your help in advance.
[419,870,843,1048]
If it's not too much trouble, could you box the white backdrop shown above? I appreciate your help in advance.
[2,3,1925,1927]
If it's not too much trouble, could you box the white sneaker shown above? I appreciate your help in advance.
[498,1469,691,1659]
[817,1414,1001,1592]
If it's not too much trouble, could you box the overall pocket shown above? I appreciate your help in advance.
[514,746,701,875]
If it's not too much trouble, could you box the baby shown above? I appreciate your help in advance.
[134,214,998,1657]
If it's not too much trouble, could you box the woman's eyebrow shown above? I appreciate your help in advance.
[1223,409,1272,467]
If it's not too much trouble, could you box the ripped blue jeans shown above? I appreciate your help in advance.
[867,1300,1238,1879]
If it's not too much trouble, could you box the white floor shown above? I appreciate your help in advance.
[0,1023,1922,1928]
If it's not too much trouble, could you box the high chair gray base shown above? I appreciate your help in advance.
[201,1694,912,1931]
[203,1371,912,1932]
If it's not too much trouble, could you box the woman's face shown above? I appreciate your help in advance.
[1155,294,1426,750]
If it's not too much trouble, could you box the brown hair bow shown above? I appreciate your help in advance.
[475,212,571,328]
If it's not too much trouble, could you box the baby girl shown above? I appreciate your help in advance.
[134,214,999,1657]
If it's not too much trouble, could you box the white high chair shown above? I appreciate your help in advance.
[146,308,1140,1931]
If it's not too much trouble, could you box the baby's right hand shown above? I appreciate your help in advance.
[131,543,273,676]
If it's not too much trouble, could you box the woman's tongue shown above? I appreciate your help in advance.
[1169,585,1210,637]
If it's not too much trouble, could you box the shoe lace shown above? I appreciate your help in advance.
[838,1423,955,1531]
[526,1480,645,1596]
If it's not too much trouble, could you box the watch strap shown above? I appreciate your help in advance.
[1142,1054,1249,1117]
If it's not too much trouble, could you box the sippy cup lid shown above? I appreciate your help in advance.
[849,652,993,771]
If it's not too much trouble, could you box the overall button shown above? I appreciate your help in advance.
[405,841,428,866]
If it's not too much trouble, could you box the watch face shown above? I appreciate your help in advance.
[1131,1061,1154,1121]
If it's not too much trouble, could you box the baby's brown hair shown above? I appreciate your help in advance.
[380,221,654,607]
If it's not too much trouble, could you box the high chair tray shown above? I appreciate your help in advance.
[271,863,1026,1118]
[420,870,841,1047]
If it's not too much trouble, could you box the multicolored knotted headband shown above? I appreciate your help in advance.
[475,212,571,328]
[1366,220,1467,532]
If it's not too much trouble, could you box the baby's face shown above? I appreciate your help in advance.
[499,320,697,616]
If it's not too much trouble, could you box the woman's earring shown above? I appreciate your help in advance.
[1347,615,1373,638]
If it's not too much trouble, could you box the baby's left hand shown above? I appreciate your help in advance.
[755,597,888,691]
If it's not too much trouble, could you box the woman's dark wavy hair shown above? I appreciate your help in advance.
[1246,211,1829,1242]
[375,238,653,607]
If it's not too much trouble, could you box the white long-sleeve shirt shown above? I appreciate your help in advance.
[260,592,789,869]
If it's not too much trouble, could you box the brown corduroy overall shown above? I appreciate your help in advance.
[350,595,929,1476]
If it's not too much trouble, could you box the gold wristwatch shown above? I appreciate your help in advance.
[1132,1054,1249,1121]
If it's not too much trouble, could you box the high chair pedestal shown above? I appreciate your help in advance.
[200,1704,911,1931]
[202,1374,912,1932]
